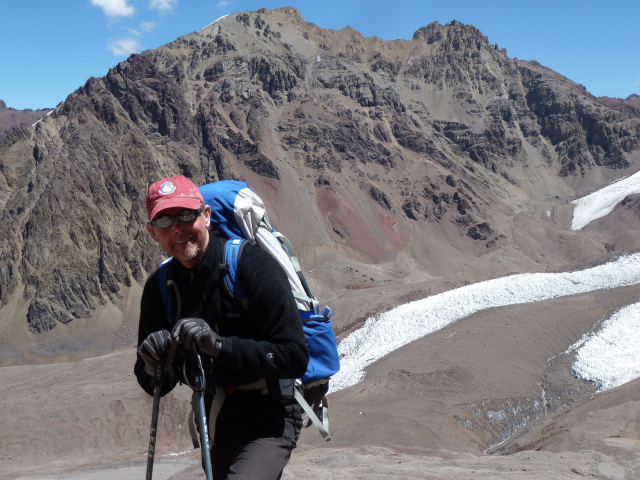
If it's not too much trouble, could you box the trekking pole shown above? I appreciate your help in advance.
[191,347,213,480]
[145,363,163,480]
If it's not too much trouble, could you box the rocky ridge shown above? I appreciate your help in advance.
[0,99,51,140]
[597,93,640,118]
[0,7,639,343]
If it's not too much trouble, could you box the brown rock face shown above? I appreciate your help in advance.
[0,8,639,343]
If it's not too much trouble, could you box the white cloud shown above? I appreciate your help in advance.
[140,21,156,33]
[634,80,640,86]
[149,0,178,12]
[108,38,142,55]
[217,1,231,7]
[125,21,155,36]
[90,0,135,17]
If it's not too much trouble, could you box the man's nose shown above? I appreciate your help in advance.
[172,219,188,232]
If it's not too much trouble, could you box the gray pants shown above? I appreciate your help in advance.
[198,389,302,480]
[210,431,295,480]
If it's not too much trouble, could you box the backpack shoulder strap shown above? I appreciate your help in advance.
[221,239,250,309]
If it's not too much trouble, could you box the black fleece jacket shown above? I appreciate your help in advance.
[134,235,309,444]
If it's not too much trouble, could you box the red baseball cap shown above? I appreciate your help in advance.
[146,176,204,222]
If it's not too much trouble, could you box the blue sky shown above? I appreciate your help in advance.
[1,1,638,110]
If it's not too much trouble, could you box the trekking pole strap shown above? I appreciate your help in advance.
[208,386,228,446]
[167,280,182,322]
[188,399,200,449]
[293,387,332,442]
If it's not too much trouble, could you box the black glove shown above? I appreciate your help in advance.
[138,330,177,376]
[172,318,222,357]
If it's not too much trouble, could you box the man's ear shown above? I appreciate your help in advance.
[146,222,160,242]
[203,205,211,228]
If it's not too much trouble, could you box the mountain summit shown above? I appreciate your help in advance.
[0,7,639,356]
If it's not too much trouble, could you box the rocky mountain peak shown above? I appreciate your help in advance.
[0,8,639,356]
[412,19,489,48]
[273,6,305,24]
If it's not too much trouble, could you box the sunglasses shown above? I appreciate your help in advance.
[150,206,204,228]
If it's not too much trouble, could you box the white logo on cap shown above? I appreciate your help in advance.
[159,181,176,195]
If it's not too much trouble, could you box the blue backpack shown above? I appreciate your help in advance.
[158,180,340,440]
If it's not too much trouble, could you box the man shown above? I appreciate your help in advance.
[134,175,309,480]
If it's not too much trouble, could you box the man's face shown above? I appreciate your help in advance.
[146,205,211,269]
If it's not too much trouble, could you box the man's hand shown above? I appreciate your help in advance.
[172,318,222,357]
[138,330,177,376]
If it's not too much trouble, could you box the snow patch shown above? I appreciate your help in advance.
[31,110,54,127]
[572,302,640,391]
[564,334,589,355]
[199,14,230,31]
[331,253,640,393]
[571,170,640,230]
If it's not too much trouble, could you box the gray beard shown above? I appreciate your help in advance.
[182,241,200,261]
